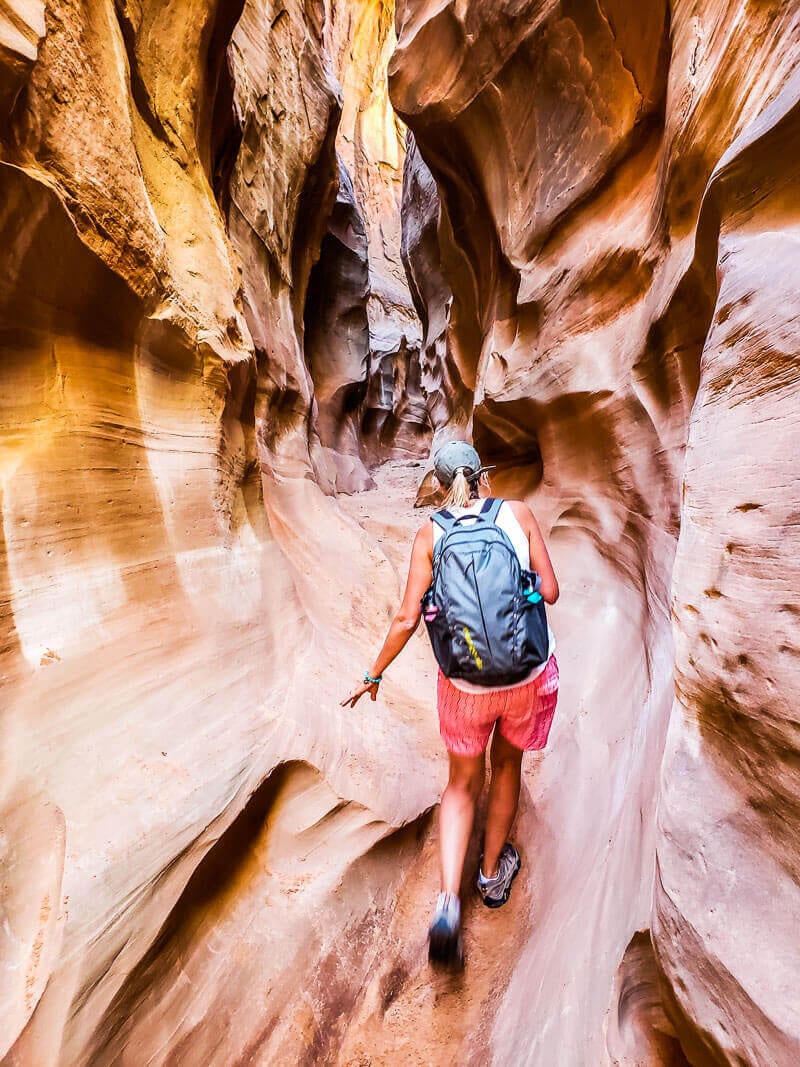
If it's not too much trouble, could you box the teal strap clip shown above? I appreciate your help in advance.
[524,570,543,604]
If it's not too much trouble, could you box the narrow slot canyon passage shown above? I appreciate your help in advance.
[1,3,799,1066]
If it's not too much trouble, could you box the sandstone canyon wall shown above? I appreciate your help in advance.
[1,1,799,1065]
[391,1,800,1063]
[0,2,437,1063]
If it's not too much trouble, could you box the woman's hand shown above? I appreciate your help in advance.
[340,524,434,711]
[340,680,379,708]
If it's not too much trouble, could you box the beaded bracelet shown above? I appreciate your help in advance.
[364,671,383,685]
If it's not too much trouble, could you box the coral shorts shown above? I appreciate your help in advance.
[437,655,559,758]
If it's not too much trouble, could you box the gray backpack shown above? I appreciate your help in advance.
[422,498,549,686]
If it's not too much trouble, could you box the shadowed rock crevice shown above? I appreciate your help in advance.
[303,156,373,492]
[0,165,143,343]
[226,1,425,483]
[400,132,469,444]
[86,761,433,1066]
[85,761,311,1063]
[607,930,690,1066]
[0,1,45,119]
[363,332,432,463]
[203,0,248,213]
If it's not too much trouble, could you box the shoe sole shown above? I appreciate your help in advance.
[428,921,464,969]
[479,852,521,909]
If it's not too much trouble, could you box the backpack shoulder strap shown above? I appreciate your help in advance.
[431,509,458,534]
[482,497,504,525]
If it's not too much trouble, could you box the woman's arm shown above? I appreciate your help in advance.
[508,500,559,604]
[341,523,434,708]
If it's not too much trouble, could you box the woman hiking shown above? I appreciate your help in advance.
[341,441,559,967]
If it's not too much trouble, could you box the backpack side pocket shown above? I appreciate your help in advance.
[424,606,458,676]
[519,570,549,666]
[422,590,457,675]
[522,597,549,666]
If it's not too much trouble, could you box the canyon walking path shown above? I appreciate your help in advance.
[330,459,675,1064]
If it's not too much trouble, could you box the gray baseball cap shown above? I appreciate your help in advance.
[433,441,495,486]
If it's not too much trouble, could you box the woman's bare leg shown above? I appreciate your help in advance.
[482,730,524,877]
[439,751,485,894]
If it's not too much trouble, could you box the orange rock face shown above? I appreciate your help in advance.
[1,0,799,1065]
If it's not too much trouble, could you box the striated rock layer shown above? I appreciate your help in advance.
[392,0,800,1063]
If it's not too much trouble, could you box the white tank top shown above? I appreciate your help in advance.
[431,499,555,692]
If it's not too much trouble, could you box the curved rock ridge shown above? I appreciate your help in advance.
[390,1,800,1063]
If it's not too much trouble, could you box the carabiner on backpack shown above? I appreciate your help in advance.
[522,569,543,604]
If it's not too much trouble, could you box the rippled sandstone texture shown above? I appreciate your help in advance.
[0,1,436,1063]
[392,0,800,1063]
[1,1,799,1066]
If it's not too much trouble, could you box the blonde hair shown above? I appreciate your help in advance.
[442,469,476,509]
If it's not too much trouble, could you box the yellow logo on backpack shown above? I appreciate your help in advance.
[462,627,484,670]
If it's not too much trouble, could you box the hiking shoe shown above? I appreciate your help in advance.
[427,892,464,968]
[477,843,521,908]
